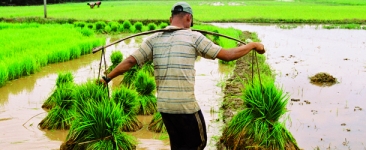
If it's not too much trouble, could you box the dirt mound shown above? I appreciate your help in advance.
[309,72,338,86]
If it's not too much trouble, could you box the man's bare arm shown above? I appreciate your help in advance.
[216,42,265,61]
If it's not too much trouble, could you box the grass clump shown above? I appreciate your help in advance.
[107,50,123,73]
[39,83,75,130]
[111,86,142,132]
[220,77,299,150]
[122,20,132,31]
[121,65,139,88]
[72,79,109,103]
[147,23,157,31]
[61,99,137,150]
[133,22,143,32]
[134,70,157,115]
[148,112,166,133]
[158,22,169,29]
[95,21,107,32]
[42,71,74,110]
[309,72,338,86]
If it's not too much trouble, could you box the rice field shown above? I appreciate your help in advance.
[0,1,365,24]
[0,22,104,87]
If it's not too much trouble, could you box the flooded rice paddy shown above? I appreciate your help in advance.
[1,23,366,150]
[214,23,366,149]
[0,36,231,149]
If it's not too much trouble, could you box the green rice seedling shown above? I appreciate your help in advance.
[122,20,132,31]
[141,61,154,76]
[147,23,157,31]
[61,98,137,150]
[134,70,157,115]
[0,63,8,86]
[138,94,157,115]
[42,72,74,109]
[107,50,123,73]
[220,78,299,149]
[104,25,112,33]
[148,112,166,133]
[134,70,155,96]
[73,21,86,28]
[109,21,119,32]
[111,86,142,132]
[339,23,362,29]
[72,79,109,103]
[121,65,139,88]
[80,27,94,37]
[95,21,106,32]
[56,71,74,87]
[134,22,143,32]
[39,83,75,130]
[158,22,169,29]
[86,23,94,29]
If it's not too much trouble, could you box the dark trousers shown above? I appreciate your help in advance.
[161,110,207,150]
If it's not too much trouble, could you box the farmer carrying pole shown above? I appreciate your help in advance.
[99,1,265,149]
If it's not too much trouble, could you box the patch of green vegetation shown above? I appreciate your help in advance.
[278,24,298,29]
[309,72,338,86]
[0,1,365,24]
[0,22,104,87]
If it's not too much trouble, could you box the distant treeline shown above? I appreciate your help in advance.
[0,0,89,6]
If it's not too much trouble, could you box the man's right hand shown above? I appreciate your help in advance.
[254,43,265,54]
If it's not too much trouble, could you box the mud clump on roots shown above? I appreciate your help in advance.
[309,72,338,86]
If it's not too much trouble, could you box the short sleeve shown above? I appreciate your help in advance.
[194,34,222,60]
[131,37,153,66]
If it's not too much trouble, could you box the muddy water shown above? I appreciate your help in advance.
[0,36,232,149]
[213,23,366,149]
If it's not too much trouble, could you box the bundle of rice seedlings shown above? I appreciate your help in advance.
[134,70,157,115]
[141,61,154,76]
[42,71,74,109]
[39,83,75,130]
[72,79,109,103]
[111,86,142,132]
[107,50,123,73]
[309,72,338,86]
[148,112,166,133]
[61,98,137,150]
[220,78,299,150]
[120,65,139,88]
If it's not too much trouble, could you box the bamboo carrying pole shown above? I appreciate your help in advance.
[92,28,247,54]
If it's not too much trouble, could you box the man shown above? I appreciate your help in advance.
[100,2,265,149]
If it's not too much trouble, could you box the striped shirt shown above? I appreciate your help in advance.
[131,26,221,114]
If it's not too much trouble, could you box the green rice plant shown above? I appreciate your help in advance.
[121,65,139,88]
[122,20,132,31]
[148,112,166,133]
[0,63,8,86]
[86,23,94,29]
[73,21,86,28]
[95,21,106,32]
[147,23,157,31]
[339,23,362,29]
[61,98,137,150]
[80,27,94,37]
[109,21,119,32]
[0,22,104,87]
[56,71,74,87]
[140,61,154,76]
[158,22,169,29]
[134,70,155,95]
[220,78,299,149]
[133,22,143,32]
[107,50,123,73]
[42,72,74,109]
[39,83,75,130]
[111,86,143,132]
[72,79,109,103]
[104,25,112,33]
[137,94,157,115]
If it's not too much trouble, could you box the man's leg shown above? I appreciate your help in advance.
[161,110,207,150]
